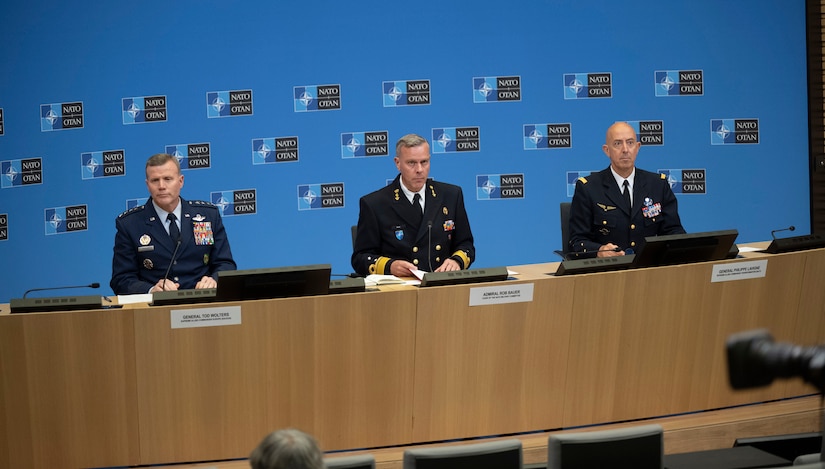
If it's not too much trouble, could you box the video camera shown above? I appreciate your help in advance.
[726,329,825,393]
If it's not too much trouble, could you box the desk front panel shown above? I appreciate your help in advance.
[412,275,574,441]
[133,290,417,464]
[563,251,820,427]
[0,310,139,468]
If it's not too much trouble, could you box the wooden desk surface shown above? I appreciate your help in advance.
[1,247,823,468]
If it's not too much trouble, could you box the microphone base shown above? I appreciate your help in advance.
[10,295,103,314]
[766,234,825,254]
[419,267,509,287]
[329,277,366,294]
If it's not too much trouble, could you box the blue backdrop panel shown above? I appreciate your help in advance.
[0,1,810,302]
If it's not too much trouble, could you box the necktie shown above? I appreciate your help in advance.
[412,193,423,225]
[622,180,631,209]
[167,213,180,241]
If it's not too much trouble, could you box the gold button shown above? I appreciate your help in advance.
[436,257,441,262]
[631,241,636,247]
[413,259,419,265]
[602,220,607,225]
[630,224,635,229]
[412,246,419,253]
[435,245,441,251]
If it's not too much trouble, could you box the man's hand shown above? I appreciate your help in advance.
[597,243,625,258]
[434,258,461,272]
[151,278,180,293]
[390,260,417,277]
[195,276,217,289]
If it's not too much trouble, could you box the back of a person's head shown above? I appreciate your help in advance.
[250,428,324,469]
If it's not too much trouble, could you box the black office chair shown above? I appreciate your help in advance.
[325,453,376,469]
[547,424,664,469]
[553,201,572,260]
[351,225,358,250]
[403,438,522,469]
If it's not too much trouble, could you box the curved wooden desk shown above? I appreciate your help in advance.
[1,247,823,468]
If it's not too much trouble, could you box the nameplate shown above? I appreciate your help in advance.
[171,305,242,329]
[469,283,534,306]
[711,260,767,283]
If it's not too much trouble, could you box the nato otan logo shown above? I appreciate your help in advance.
[563,73,612,99]
[432,127,480,153]
[0,213,8,241]
[126,197,148,210]
[659,169,706,194]
[655,70,703,96]
[165,143,211,169]
[341,131,389,158]
[523,123,571,150]
[2,157,43,188]
[41,101,83,131]
[207,90,253,118]
[0,108,4,135]
[710,119,759,145]
[81,150,125,180]
[45,204,88,235]
[122,96,167,124]
[252,137,299,164]
[383,79,431,107]
[476,174,525,200]
[566,170,597,197]
[297,183,345,210]
[294,84,341,112]
[211,189,257,216]
[473,76,521,102]
[628,120,664,146]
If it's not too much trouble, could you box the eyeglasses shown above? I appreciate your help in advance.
[611,139,638,149]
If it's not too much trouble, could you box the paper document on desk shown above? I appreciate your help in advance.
[364,274,406,286]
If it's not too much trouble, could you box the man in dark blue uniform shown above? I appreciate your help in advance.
[110,153,236,294]
[351,134,475,277]
[569,122,685,257]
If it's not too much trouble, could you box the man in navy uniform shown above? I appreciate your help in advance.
[351,134,475,277]
[110,153,236,294]
[569,121,685,257]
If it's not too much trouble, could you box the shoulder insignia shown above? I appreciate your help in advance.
[189,199,217,208]
[117,204,145,218]
[660,173,666,180]
[578,176,588,184]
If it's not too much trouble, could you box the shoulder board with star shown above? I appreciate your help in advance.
[188,200,217,208]
[578,176,588,184]
[660,173,666,180]
[117,204,145,219]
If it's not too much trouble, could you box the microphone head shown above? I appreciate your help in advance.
[789,225,795,231]
[90,282,100,288]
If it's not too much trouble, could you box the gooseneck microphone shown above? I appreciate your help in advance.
[770,225,795,240]
[427,221,433,272]
[23,282,100,299]
[161,237,182,291]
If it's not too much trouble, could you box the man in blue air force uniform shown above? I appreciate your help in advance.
[569,121,685,257]
[110,153,236,295]
[351,134,475,277]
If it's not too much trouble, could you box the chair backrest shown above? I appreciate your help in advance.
[559,202,572,257]
[351,225,358,250]
[325,453,376,469]
[403,438,522,469]
[547,424,663,469]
